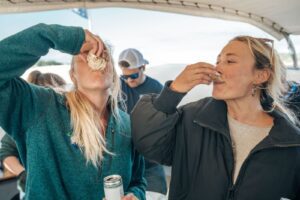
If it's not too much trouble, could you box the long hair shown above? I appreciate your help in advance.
[65,44,124,167]
[231,36,297,124]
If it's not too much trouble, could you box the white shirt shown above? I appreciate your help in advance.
[227,114,272,183]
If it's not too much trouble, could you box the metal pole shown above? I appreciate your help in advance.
[87,9,92,31]
[282,32,298,69]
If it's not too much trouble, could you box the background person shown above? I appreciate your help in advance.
[118,48,168,199]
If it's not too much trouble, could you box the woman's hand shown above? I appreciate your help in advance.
[80,29,104,58]
[121,193,138,200]
[170,62,218,93]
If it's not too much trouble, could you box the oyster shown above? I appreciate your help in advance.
[87,53,107,71]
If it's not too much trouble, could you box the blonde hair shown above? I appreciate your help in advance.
[65,44,124,167]
[231,36,297,123]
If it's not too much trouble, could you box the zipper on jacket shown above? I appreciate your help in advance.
[108,128,115,170]
[225,136,236,200]
[97,161,103,183]
[96,126,115,182]
[227,186,235,200]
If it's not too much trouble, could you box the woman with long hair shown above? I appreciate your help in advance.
[0,24,146,200]
[131,36,300,199]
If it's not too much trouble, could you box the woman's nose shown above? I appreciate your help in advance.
[215,63,222,72]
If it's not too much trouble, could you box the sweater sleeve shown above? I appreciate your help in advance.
[131,81,186,165]
[0,134,19,162]
[0,23,85,142]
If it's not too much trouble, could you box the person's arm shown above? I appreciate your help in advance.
[131,63,216,165]
[0,134,24,177]
[131,81,186,165]
[0,134,19,161]
[0,134,24,175]
[125,149,147,200]
[3,156,24,176]
[0,23,84,85]
[0,23,85,142]
[0,134,27,192]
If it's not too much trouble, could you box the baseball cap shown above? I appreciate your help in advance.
[118,48,149,69]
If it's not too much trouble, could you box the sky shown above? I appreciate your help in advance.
[0,7,300,67]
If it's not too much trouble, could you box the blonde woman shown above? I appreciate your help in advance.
[0,24,146,200]
[131,36,300,199]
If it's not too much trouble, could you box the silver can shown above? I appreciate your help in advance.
[104,175,124,200]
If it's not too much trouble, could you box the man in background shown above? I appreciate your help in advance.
[119,48,167,199]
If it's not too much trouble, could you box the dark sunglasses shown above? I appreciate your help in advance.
[121,72,139,80]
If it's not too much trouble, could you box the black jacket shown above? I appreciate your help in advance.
[131,83,300,200]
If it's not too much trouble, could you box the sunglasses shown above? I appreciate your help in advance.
[251,37,275,67]
[121,72,140,80]
[257,37,274,58]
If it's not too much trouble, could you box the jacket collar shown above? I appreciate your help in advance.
[193,98,300,147]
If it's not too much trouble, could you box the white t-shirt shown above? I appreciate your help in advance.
[227,114,272,183]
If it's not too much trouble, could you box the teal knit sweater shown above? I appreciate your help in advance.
[0,24,146,200]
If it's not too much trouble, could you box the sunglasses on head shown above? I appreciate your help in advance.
[121,72,140,80]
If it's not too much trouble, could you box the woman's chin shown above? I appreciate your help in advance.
[212,91,225,100]
[212,95,223,100]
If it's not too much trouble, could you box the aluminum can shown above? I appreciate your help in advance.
[104,175,124,200]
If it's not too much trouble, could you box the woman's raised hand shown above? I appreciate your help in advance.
[80,29,104,58]
[170,62,218,93]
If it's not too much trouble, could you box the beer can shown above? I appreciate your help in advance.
[104,174,124,200]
